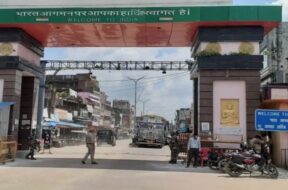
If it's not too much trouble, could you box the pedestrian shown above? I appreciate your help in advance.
[25,133,39,160]
[186,133,201,168]
[42,131,52,154]
[169,132,179,164]
[249,135,265,154]
[249,134,268,168]
[82,122,97,164]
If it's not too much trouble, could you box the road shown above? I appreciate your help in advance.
[1,139,288,190]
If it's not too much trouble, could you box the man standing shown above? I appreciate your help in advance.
[169,132,179,164]
[82,122,97,164]
[186,133,201,168]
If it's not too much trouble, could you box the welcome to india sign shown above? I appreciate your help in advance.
[0,6,282,23]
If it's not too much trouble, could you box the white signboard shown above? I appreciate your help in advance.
[201,122,210,132]
[271,88,288,100]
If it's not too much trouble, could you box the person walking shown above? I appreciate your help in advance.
[186,133,201,168]
[169,132,179,164]
[25,133,39,160]
[82,122,97,164]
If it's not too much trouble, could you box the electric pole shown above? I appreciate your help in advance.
[127,76,145,129]
[139,99,149,116]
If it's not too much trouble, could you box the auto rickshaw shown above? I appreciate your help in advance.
[97,127,116,146]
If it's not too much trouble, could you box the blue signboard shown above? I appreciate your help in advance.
[255,109,288,131]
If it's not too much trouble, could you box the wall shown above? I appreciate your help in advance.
[1,70,22,137]
[199,70,261,141]
[213,81,246,146]
[261,100,288,167]
[18,77,35,150]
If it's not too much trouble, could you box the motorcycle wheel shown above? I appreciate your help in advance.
[218,159,227,173]
[226,164,243,177]
[208,161,218,170]
[267,164,279,179]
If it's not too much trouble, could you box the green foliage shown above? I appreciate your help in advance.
[194,51,252,58]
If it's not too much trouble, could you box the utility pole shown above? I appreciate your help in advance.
[127,76,145,128]
[139,99,149,116]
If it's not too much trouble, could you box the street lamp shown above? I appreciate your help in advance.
[139,99,149,116]
[127,76,145,128]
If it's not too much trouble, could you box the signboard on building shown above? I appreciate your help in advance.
[54,108,73,121]
[271,88,288,100]
[255,109,288,131]
[201,122,210,132]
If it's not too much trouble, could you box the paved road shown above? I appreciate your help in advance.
[1,139,288,190]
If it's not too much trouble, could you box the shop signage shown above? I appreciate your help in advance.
[255,109,288,131]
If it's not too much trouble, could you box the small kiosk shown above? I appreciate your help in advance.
[0,102,17,164]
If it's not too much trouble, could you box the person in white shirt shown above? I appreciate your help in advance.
[186,133,201,168]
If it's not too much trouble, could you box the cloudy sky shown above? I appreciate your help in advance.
[44,0,288,121]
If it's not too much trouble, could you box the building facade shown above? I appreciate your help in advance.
[261,22,288,85]
[112,100,131,128]
[175,108,192,132]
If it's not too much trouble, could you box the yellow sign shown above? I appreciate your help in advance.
[220,99,239,126]
[0,43,14,56]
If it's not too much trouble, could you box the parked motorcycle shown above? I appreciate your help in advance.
[208,150,225,170]
[208,151,233,173]
[225,149,278,178]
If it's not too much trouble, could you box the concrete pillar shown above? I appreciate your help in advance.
[191,27,264,148]
[0,29,44,150]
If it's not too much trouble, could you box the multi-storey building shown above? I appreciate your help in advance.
[260,22,288,85]
[112,100,131,128]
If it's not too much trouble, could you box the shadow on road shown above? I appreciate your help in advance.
[6,158,219,174]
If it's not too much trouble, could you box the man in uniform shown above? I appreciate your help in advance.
[82,122,97,164]
[25,132,40,160]
[169,132,179,164]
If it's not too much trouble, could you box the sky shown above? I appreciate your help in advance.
[44,0,288,121]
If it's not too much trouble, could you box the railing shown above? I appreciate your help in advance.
[42,60,192,71]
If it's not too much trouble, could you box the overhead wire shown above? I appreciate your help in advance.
[101,72,190,93]
[98,71,190,90]
[98,71,189,84]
